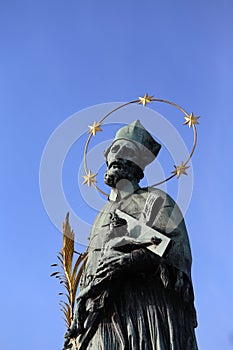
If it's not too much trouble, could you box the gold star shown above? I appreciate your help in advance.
[183,113,200,128]
[138,93,154,107]
[82,170,97,187]
[88,121,102,136]
[172,162,190,178]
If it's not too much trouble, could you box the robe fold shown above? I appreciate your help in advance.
[71,188,198,350]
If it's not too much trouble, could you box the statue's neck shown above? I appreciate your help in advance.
[109,180,140,201]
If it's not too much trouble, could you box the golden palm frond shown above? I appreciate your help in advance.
[51,212,88,328]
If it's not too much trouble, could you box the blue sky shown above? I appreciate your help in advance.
[1,1,233,349]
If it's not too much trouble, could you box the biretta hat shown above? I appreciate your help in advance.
[104,120,161,169]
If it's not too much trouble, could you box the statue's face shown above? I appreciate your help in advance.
[104,140,141,188]
[106,140,139,168]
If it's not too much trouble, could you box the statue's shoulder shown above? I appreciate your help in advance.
[136,187,176,207]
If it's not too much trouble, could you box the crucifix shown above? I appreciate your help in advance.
[114,194,171,258]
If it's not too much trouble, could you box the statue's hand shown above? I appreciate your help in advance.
[94,253,131,285]
[94,247,161,286]
[63,324,78,349]
[78,247,160,297]
[112,238,152,253]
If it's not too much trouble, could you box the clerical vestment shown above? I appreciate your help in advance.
[76,188,198,350]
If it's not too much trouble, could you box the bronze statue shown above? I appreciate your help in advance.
[64,120,198,349]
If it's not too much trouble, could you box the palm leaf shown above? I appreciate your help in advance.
[73,254,88,295]
[62,317,69,329]
[56,255,63,265]
[50,271,60,277]
[50,212,88,329]
[59,292,71,303]
[62,213,74,275]
[71,251,88,282]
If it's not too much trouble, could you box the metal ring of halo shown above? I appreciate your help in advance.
[83,96,198,197]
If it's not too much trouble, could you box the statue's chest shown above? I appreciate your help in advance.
[90,197,143,244]
[84,196,145,281]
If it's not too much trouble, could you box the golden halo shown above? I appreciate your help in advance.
[82,94,200,197]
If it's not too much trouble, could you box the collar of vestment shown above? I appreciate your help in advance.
[109,182,140,202]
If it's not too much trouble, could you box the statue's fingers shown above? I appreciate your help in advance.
[98,256,116,265]
[96,260,119,275]
[96,262,112,273]
[93,273,112,287]
[98,255,121,267]
[95,266,112,278]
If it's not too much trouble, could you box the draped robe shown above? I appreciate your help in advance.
[71,188,198,350]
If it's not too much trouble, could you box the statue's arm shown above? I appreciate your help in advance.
[62,203,194,349]
[95,246,161,281]
[94,196,189,288]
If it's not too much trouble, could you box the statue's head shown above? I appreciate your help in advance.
[104,120,161,188]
